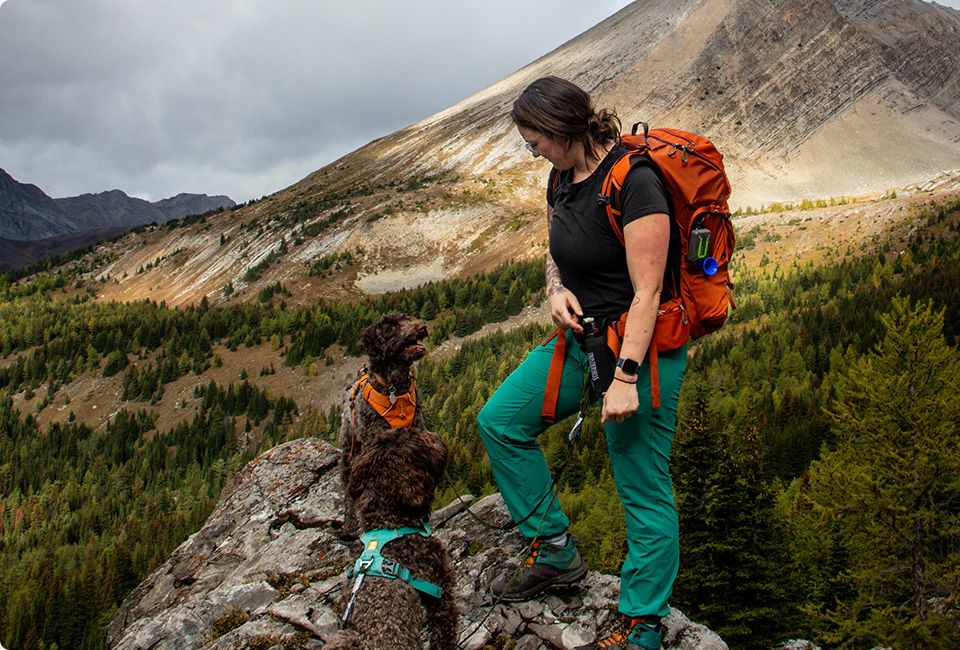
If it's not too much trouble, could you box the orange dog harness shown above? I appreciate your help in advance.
[350,370,418,429]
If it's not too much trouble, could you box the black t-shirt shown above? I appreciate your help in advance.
[547,145,679,317]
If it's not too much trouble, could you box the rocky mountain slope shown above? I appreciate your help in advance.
[42,0,960,309]
[0,167,234,270]
[107,438,728,650]
[0,226,129,273]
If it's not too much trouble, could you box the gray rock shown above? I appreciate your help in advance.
[108,438,727,649]
[561,621,595,648]
[516,634,550,650]
[205,581,279,615]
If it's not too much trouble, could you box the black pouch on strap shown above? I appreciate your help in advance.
[578,316,615,398]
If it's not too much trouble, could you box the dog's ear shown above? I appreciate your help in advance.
[359,318,386,360]
[359,312,406,362]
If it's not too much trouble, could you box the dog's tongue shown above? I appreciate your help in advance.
[404,343,426,355]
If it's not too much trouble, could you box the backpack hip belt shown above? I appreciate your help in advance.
[541,308,679,422]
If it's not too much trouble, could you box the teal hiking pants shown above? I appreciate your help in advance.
[477,328,687,618]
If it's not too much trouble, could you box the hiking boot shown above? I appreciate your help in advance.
[489,535,587,601]
[574,613,664,650]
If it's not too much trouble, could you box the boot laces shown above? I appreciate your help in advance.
[596,615,632,648]
[523,540,542,568]
[595,615,654,648]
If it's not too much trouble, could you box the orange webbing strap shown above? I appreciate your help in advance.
[610,310,661,410]
[607,312,627,358]
[541,328,566,424]
[648,344,661,410]
[599,152,643,246]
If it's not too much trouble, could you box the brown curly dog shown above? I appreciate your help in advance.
[338,312,429,538]
[325,426,457,650]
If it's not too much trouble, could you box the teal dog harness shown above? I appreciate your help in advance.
[342,522,442,624]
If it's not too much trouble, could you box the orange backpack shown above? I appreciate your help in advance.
[541,122,735,421]
[601,122,735,344]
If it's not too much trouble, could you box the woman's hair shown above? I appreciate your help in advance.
[511,76,621,162]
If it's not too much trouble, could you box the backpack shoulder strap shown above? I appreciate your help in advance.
[598,149,648,246]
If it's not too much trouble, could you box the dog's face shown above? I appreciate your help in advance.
[347,427,448,519]
[360,312,429,371]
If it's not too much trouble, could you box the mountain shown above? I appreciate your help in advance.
[153,193,237,222]
[0,167,76,241]
[54,190,234,234]
[44,0,959,308]
[0,167,235,271]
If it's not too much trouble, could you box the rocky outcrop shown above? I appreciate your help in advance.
[108,438,727,650]
[831,0,960,119]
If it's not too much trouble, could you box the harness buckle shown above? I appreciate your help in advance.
[379,558,401,578]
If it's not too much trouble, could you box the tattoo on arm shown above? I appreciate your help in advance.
[631,290,662,307]
[547,256,565,296]
[545,205,565,296]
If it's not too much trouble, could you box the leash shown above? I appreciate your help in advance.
[449,379,590,533]
[453,385,592,649]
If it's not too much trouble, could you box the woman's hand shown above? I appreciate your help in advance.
[601,374,639,423]
[548,288,584,334]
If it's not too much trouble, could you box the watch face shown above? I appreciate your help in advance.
[618,358,640,374]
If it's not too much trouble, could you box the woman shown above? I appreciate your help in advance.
[477,76,687,650]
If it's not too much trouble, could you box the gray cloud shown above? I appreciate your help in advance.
[0,0,633,202]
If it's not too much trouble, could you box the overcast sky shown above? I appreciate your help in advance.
[0,0,635,202]
[2,0,958,203]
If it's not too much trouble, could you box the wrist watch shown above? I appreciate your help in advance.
[616,357,640,375]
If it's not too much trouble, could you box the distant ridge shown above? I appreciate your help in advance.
[0,167,235,271]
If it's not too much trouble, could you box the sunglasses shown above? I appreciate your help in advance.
[524,136,542,157]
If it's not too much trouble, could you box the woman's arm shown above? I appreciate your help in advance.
[545,204,584,335]
[601,212,670,423]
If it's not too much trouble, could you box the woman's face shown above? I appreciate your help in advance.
[517,125,574,170]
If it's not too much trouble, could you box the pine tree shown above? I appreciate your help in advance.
[782,298,960,648]
[672,388,794,647]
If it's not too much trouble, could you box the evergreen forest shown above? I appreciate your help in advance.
[1,198,958,649]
